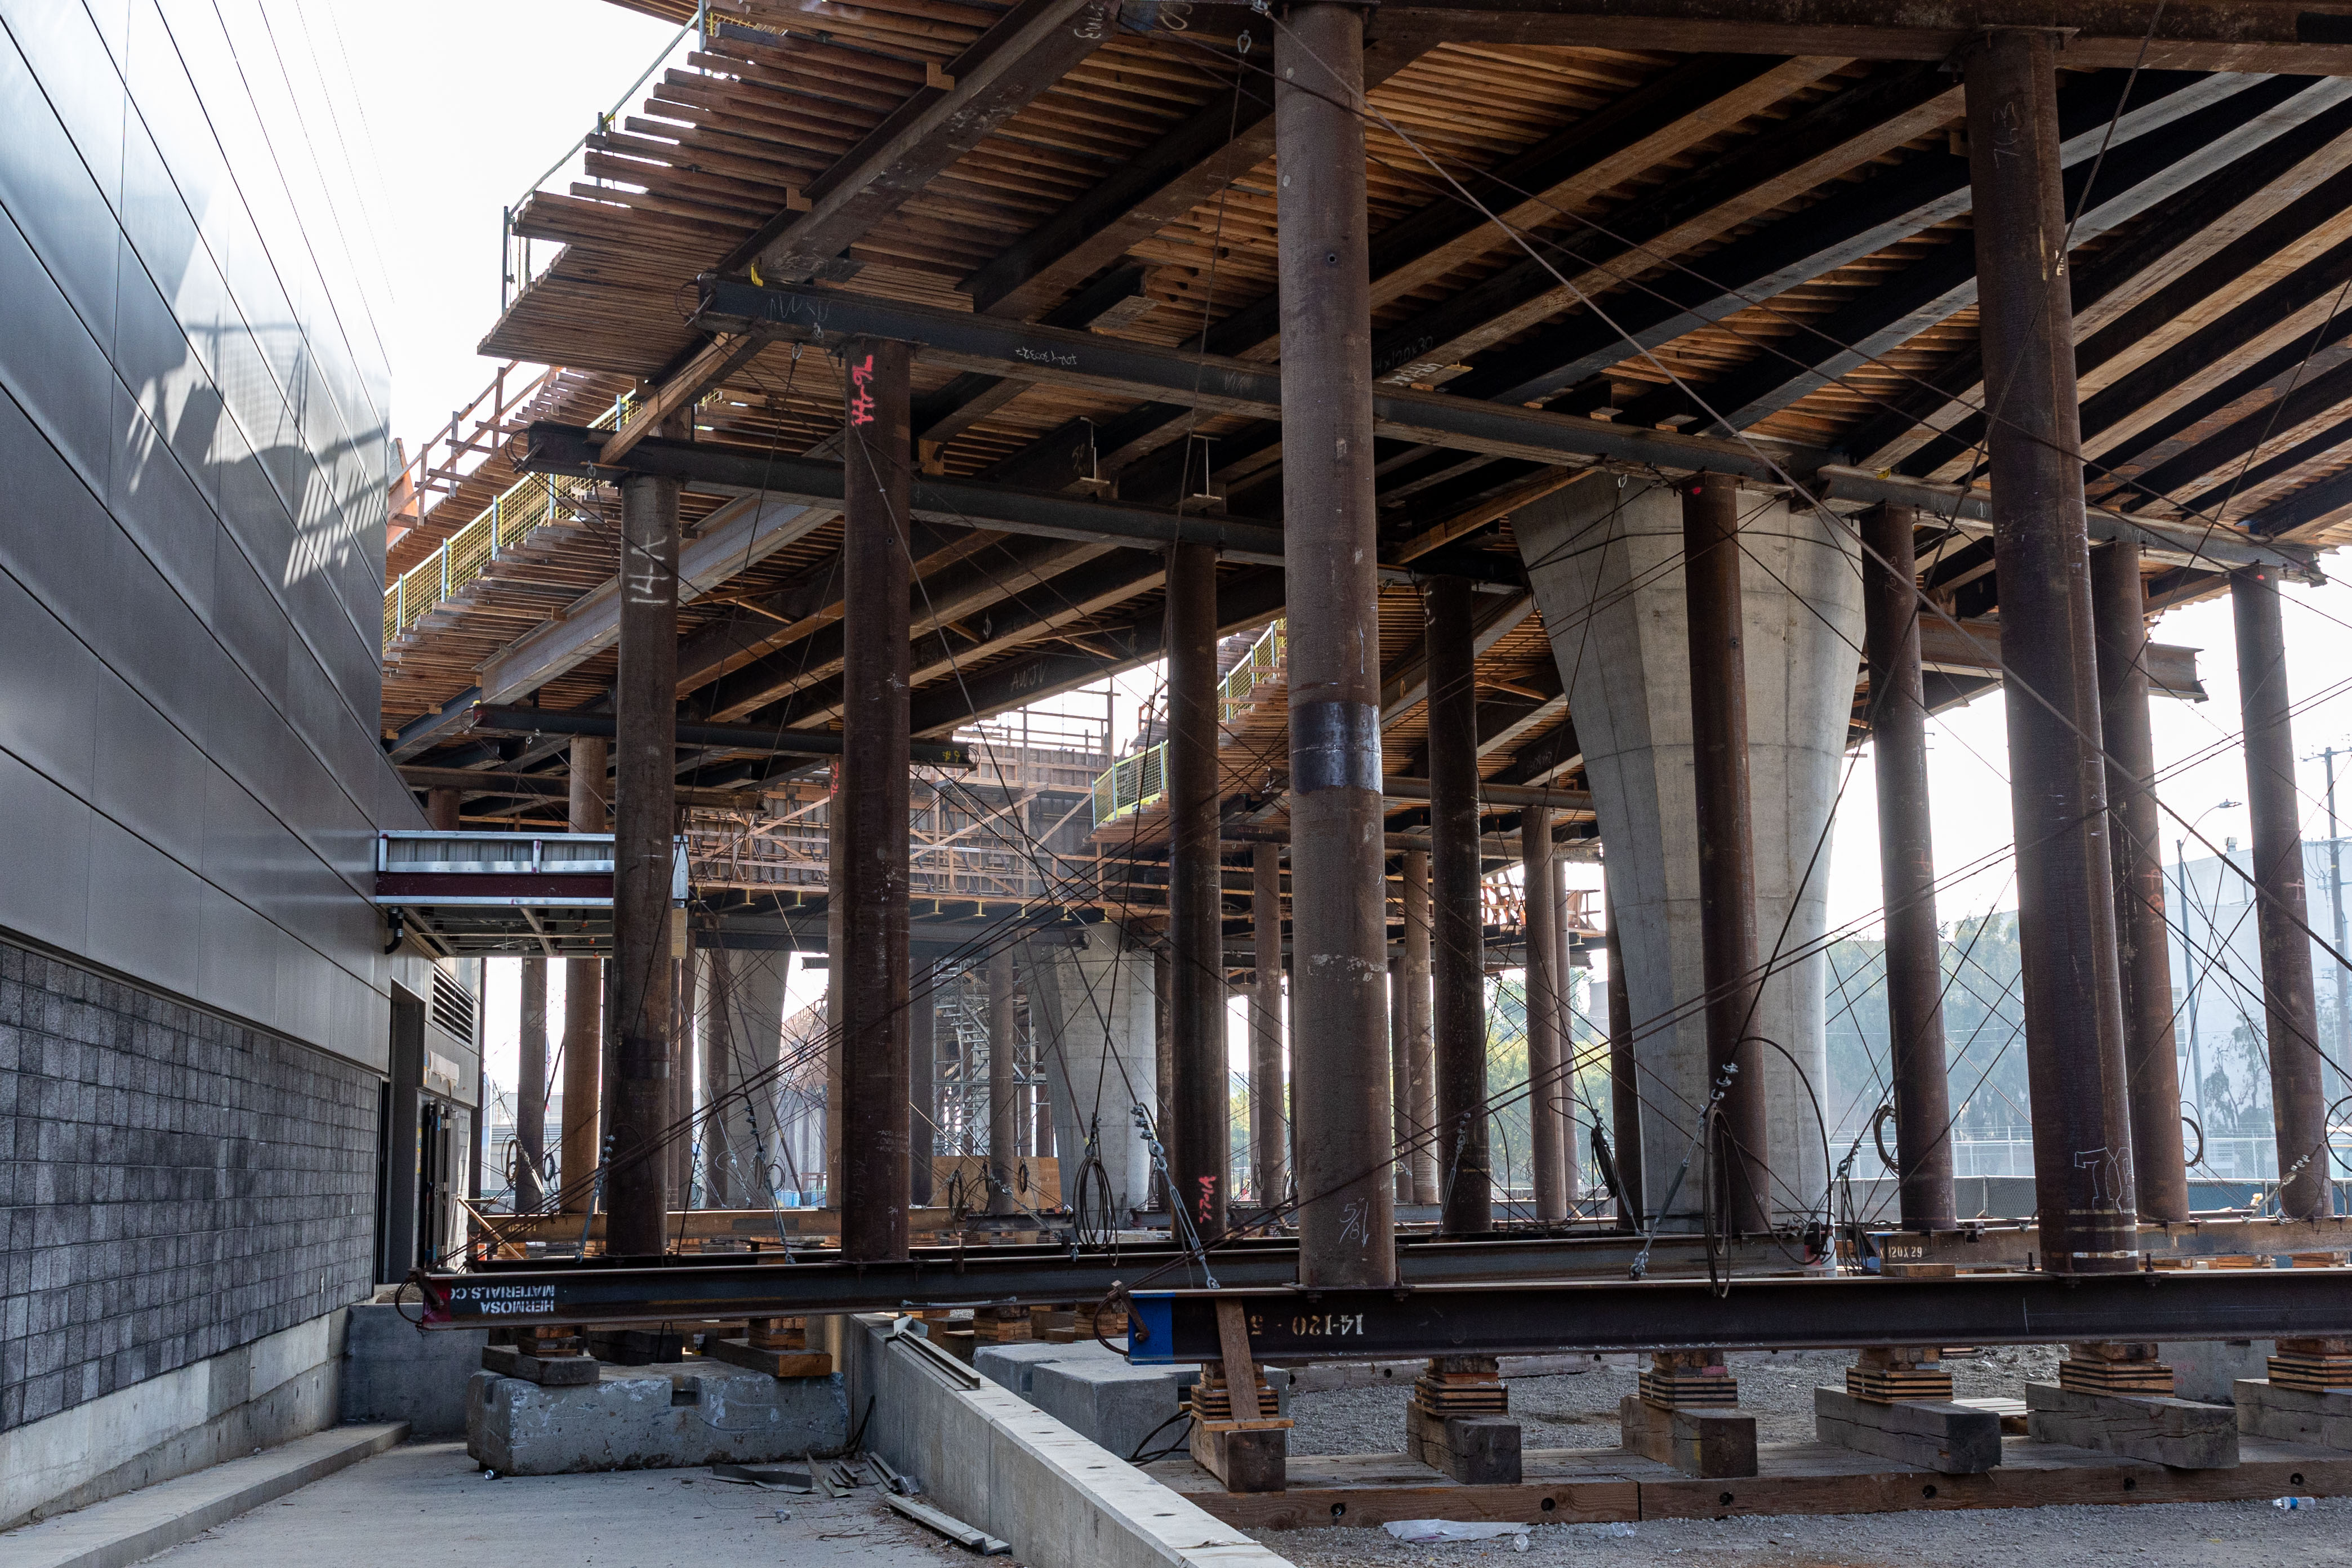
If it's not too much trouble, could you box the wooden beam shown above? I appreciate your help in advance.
[733,0,1119,284]
[1126,0,2352,73]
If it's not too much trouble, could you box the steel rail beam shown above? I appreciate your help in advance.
[1125,1268,2352,1364]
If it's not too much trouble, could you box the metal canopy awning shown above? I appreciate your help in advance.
[374,831,684,956]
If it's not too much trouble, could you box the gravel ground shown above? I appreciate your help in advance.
[1285,1347,2065,1456]
[1258,1496,2352,1568]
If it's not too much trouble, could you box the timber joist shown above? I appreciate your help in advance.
[397,2,2352,830]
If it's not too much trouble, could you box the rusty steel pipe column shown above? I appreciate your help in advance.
[1963,30,2139,1270]
[988,944,1020,1215]
[2094,544,2191,1223]
[561,739,605,1211]
[837,336,914,1260]
[1523,804,1569,1220]
[1253,840,1290,1206]
[1166,539,1229,1239]
[1389,950,1410,1201]
[425,787,462,831]
[1554,856,1582,1204]
[911,964,936,1207]
[1862,504,1958,1231]
[1278,0,1394,1285]
[1403,848,1437,1205]
[2233,565,2333,1219]
[518,956,549,1210]
[609,463,682,1257]
[1426,575,1491,1236]
[1682,472,1769,1236]
[1604,879,1644,1230]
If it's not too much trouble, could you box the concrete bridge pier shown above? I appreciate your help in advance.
[1517,476,1863,1226]
[1028,922,1161,1219]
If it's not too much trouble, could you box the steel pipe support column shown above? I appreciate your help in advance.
[424,788,462,832]
[2233,565,2333,1219]
[1605,879,1644,1230]
[1167,539,1230,1240]
[672,954,697,1205]
[2093,544,2191,1223]
[1405,849,1437,1205]
[1555,856,1581,1205]
[561,739,605,1213]
[1155,945,1176,1201]
[1253,841,1290,1206]
[1861,504,1958,1231]
[988,944,1021,1216]
[517,956,548,1211]
[912,963,936,1207]
[1963,30,2139,1269]
[1279,0,1395,1285]
[1389,953,1410,1202]
[1682,473,1769,1237]
[1427,576,1491,1236]
[609,462,683,1257]
[1523,804,1569,1220]
[837,336,914,1261]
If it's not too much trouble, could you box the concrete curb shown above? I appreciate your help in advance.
[0,1422,409,1568]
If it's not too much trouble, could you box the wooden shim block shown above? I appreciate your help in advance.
[1191,1416,1288,1493]
[481,1344,600,1386]
[1952,1396,2029,1435]
[2234,1379,2352,1450]
[1621,1394,1757,1477]
[2025,1382,2239,1470]
[1405,1402,1523,1486]
[699,1337,836,1379]
[1815,1387,2002,1475]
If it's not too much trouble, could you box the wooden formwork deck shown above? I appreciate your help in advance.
[1149,1437,2352,1528]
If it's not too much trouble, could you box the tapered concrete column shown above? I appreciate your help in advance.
[561,739,605,1212]
[837,336,914,1260]
[1167,540,1228,1239]
[703,947,740,1209]
[1403,848,1437,1205]
[1683,473,1769,1236]
[517,956,548,1210]
[1605,880,1643,1229]
[2093,544,2190,1223]
[1522,804,1569,1220]
[1153,944,1175,1201]
[988,944,1020,1215]
[1279,0,1393,1285]
[1427,576,1491,1236]
[1031,922,1160,1215]
[672,952,696,1206]
[610,461,681,1257]
[1863,504,1958,1231]
[1517,479,1857,1226]
[2233,565,2333,1218]
[1389,950,1410,1202]
[1963,30,2138,1269]
[1252,841,1289,1205]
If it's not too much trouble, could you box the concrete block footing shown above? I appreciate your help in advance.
[465,1365,847,1475]
[2024,1381,2239,1469]
[2235,1379,2352,1449]
[342,1302,485,1436]
[1814,1387,2002,1474]
[971,1341,1288,1460]
[1621,1395,1757,1478]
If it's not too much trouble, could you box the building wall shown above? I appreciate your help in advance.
[0,0,417,1479]
[0,940,378,1439]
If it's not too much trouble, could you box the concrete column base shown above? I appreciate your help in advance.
[465,1364,848,1475]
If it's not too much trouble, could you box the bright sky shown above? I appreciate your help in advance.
[340,7,2352,1086]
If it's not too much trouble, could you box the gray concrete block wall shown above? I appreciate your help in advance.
[0,940,378,1436]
